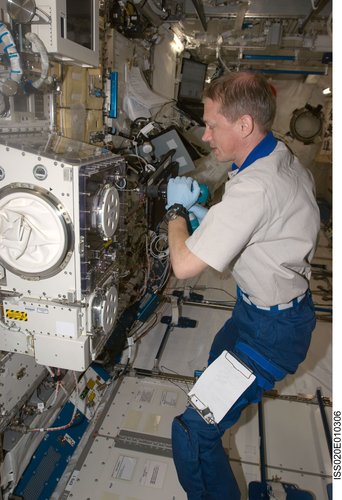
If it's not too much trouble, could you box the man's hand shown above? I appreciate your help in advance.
[166,176,201,210]
[189,204,209,224]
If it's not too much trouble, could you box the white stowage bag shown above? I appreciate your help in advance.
[0,193,66,274]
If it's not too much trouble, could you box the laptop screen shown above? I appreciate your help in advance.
[178,58,208,103]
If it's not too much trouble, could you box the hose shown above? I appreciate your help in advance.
[25,31,50,89]
[0,21,23,95]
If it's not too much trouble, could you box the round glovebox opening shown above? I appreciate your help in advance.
[0,186,73,279]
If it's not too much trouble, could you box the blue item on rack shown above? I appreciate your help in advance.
[109,71,118,119]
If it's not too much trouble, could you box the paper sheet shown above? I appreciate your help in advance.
[188,350,256,424]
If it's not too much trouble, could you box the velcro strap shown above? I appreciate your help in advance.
[235,341,287,381]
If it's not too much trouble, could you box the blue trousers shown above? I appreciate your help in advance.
[171,292,316,500]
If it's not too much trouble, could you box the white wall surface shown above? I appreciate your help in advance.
[271,76,332,203]
[151,36,179,100]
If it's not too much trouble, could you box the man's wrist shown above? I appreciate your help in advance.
[165,203,190,223]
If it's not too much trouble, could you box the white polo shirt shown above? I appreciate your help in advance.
[186,141,320,307]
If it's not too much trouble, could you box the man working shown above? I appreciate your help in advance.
[164,72,320,499]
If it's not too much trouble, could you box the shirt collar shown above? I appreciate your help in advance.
[231,131,278,174]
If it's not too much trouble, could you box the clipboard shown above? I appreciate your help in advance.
[188,350,256,424]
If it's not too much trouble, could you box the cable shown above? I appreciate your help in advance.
[139,234,151,298]
[125,153,149,165]
[149,232,169,259]
[112,356,131,380]
[114,177,127,190]
[151,100,177,121]
[160,365,192,394]
[131,312,160,343]
[11,372,80,434]
[164,285,237,301]
[193,286,237,300]
[44,368,62,410]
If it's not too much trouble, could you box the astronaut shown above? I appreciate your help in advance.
[164,71,320,499]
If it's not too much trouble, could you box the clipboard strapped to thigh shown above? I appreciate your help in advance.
[188,350,256,425]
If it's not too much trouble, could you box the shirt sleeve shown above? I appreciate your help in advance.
[186,176,268,272]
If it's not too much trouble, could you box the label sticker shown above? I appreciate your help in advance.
[63,433,76,447]
[5,309,27,321]
[160,391,177,407]
[112,455,137,481]
[65,470,79,491]
[37,307,49,314]
[135,388,154,404]
[139,460,167,489]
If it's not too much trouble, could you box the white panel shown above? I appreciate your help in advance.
[262,398,331,476]
[64,436,186,500]
[0,327,34,356]
[3,298,82,338]
[34,333,90,370]
[99,376,188,439]
[223,397,332,498]
[133,267,235,376]
[61,374,189,499]
[224,403,260,463]
[0,353,46,421]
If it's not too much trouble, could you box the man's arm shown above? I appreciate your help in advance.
[168,217,208,279]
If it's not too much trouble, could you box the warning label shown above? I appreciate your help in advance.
[6,309,28,321]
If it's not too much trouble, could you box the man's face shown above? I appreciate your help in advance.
[202,97,241,162]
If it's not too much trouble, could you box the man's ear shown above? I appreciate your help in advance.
[239,114,254,137]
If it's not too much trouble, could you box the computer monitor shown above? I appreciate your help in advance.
[177,58,207,124]
[178,58,207,103]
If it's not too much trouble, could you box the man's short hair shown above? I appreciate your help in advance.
[204,71,276,133]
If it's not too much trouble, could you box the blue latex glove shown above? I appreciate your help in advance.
[189,204,209,223]
[166,176,201,210]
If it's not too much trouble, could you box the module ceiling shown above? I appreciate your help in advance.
[168,0,332,73]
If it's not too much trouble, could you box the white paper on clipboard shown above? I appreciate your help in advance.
[188,350,256,424]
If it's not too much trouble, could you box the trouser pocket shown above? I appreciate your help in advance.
[172,410,241,500]
[172,414,206,499]
[172,415,199,463]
